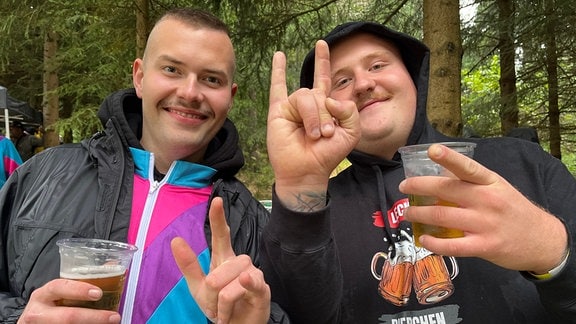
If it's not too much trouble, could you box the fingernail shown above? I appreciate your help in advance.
[322,123,334,133]
[310,127,321,139]
[88,288,102,299]
[205,310,217,322]
[428,144,442,157]
[109,314,121,323]
[398,180,406,191]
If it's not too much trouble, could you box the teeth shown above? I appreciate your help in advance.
[170,109,202,119]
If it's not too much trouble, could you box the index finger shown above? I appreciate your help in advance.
[39,279,101,303]
[208,197,235,265]
[428,144,498,185]
[313,40,332,95]
[269,51,288,112]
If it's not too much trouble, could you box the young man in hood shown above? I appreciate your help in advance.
[263,22,575,323]
[0,8,287,324]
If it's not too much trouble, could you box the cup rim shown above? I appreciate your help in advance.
[56,238,138,253]
[398,141,477,155]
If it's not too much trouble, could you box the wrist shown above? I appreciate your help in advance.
[274,182,328,213]
[528,248,570,280]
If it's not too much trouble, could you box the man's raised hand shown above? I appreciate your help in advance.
[267,40,360,208]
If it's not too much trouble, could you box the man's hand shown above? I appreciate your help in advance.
[171,197,270,324]
[18,279,121,324]
[400,143,568,273]
[267,41,360,211]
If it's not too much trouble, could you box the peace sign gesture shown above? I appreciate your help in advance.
[171,197,270,324]
[267,40,360,210]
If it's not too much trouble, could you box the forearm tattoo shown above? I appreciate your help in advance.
[287,191,327,212]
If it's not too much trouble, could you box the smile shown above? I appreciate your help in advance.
[167,108,206,120]
[360,97,391,111]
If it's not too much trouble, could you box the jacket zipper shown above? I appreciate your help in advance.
[122,155,164,323]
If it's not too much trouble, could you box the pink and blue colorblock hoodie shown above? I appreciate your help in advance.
[0,136,22,187]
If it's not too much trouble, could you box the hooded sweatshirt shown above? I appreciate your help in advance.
[261,22,576,324]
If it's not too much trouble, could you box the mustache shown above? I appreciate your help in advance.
[357,91,389,108]
[160,98,202,110]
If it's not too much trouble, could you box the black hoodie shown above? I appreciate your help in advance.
[262,22,576,323]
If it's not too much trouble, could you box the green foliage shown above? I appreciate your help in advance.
[461,55,501,137]
[0,0,136,121]
[460,0,576,173]
[57,106,102,141]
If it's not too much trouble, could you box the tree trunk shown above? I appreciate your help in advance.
[60,96,73,144]
[423,0,462,136]
[497,0,518,135]
[135,0,149,59]
[545,0,561,159]
[42,29,60,148]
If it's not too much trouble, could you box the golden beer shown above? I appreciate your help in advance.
[59,265,126,311]
[409,195,463,247]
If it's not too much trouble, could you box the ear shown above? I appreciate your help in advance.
[132,58,144,98]
[228,83,238,112]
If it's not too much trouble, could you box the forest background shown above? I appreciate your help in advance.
[1,0,575,199]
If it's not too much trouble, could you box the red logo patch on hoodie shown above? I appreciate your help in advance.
[372,198,409,228]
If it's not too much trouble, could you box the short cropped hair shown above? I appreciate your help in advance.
[157,8,231,37]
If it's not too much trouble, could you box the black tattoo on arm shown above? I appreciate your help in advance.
[286,191,327,212]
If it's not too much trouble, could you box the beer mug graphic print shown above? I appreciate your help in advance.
[371,232,416,306]
[371,232,459,306]
[413,247,458,304]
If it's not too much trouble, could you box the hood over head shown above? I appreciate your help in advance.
[97,88,244,179]
[300,21,435,160]
[505,127,540,144]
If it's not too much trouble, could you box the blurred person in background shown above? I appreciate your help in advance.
[9,120,43,161]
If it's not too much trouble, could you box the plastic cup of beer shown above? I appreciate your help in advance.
[56,238,138,311]
[398,142,476,247]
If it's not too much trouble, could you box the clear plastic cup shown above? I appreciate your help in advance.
[56,238,138,311]
[399,142,476,246]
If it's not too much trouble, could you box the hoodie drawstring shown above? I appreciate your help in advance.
[372,164,397,259]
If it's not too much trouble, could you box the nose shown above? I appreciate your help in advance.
[353,71,376,98]
[177,76,204,102]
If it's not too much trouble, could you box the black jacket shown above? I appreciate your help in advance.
[262,22,576,323]
[0,88,289,323]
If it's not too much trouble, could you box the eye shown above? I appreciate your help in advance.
[203,75,223,87]
[162,66,178,74]
[369,62,386,72]
[333,77,351,89]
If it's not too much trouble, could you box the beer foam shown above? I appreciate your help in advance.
[61,265,126,279]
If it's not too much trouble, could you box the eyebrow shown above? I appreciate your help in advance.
[156,54,231,81]
[359,51,395,67]
[157,54,184,66]
[332,50,394,77]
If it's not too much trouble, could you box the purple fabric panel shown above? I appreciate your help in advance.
[131,202,209,323]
